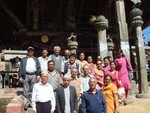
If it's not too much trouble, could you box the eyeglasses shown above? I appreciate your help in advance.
[117,53,121,54]
[105,78,111,80]
[97,63,102,65]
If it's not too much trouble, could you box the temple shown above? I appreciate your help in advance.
[0,0,150,94]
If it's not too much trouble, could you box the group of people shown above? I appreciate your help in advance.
[18,46,133,113]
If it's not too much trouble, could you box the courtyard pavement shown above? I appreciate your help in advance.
[0,82,150,113]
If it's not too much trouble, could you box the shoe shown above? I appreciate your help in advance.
[29,104,32,108]
[24,103,29,111]
[124,101,127,106]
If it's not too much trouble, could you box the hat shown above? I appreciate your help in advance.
[64,73,71,79]
[27,46,34,51]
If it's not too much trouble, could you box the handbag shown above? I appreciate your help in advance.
[118,87,125,103]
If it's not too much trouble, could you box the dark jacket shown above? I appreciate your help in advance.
[56,85,77,113]
[18,56,41,78]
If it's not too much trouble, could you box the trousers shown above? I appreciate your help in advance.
[23,74,36,105]
[36,101,51,113]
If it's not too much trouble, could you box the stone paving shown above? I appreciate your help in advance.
[0,83,150,113]
[120,99,150,113]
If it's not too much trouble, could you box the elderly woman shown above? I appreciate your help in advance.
[91,60,104,90]
[103,74,119,113]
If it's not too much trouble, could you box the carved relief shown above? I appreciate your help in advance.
[32,0,39,30]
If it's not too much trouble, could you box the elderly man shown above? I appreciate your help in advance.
[80,64,93,92]
[56,74,77,113]
[38,49,49,72]
[19,47,41,110]
[48,46,62,74]
[47,60,63,92]
[70,68,83,101]
[82,77,107,113]
[32,71,56,113]
[61,49,70,72]
[70,68,83,113]
[61,54,80,77]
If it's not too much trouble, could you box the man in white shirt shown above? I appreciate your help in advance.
[32,71,55,113]
[38,49,48,72]
[81,65,93,92]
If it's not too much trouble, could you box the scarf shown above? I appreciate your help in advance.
[94,68,104,77]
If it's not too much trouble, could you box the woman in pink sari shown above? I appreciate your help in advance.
[115,49,133,104]
[87,56,94,74]
[102,57,110,72]
[91,60,104,90]
[105,61,119,88]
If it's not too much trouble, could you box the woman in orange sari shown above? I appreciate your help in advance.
[103,74,119,113]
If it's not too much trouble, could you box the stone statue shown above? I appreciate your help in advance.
[67,33,78,55]
[67,32,77,42]
[130,0,141,8]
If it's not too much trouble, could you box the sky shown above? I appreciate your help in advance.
[142,26,150,45]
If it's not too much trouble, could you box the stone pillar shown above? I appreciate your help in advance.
[90,15,108,59]
[130,8,149,94]
[115,0,130,59]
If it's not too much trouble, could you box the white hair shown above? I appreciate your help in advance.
[82,64,90,70]
[54,46,61,50]
[89,77,97,83]
[41,71,48,77]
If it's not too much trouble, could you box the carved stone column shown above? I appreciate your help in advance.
[115,0,130,59]
[90,15,108,59]
[130,8,149,95]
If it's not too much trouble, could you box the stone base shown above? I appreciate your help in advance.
[129,80,138,95]
[6,96,24,113]
[136,93,150,98]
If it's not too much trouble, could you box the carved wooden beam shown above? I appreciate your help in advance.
[77,0,84,24]
[0,0,27,32]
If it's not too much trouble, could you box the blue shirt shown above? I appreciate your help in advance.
[82,89,107,113]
